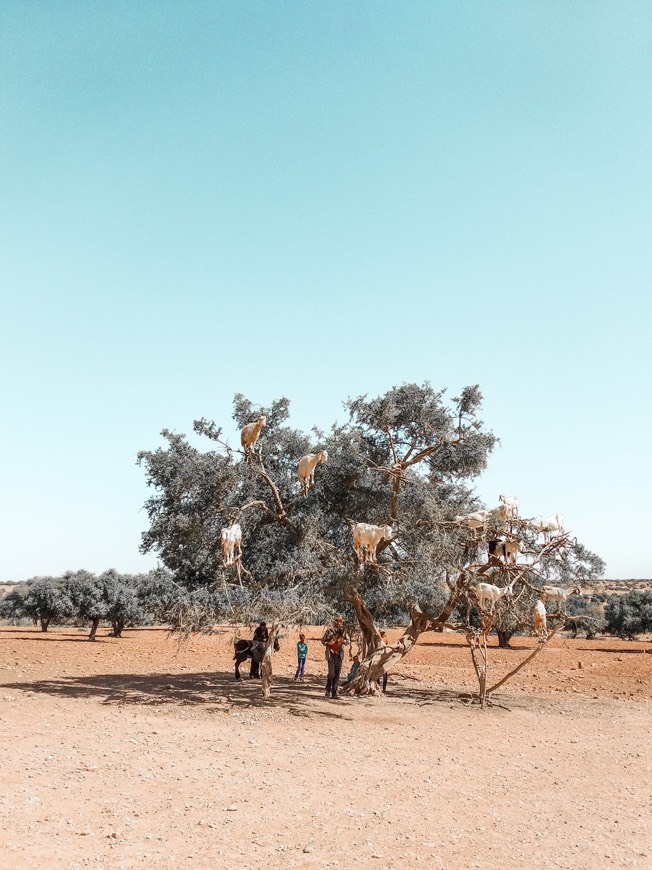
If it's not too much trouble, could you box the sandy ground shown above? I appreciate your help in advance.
[1,625,651,870]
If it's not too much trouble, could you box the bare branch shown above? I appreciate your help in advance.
[253,455,291,525]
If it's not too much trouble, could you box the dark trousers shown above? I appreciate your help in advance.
[250,640,265,678]
[295,658,306,679]
[326,652,343,697]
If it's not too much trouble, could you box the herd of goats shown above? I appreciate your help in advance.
[215,414,581,645]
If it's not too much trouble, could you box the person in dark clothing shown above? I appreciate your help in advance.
[380,630,389,694]
[321,615,348,698]
[250,621,268,678]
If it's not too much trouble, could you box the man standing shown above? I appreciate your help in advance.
[250,621,268,679]
[321,615,348,699]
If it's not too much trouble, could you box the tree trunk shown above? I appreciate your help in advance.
[112,621,124,638]
[496,629,514,649]
[466,615,493,708]
[88,617,100,641]
[344,575,467,695]
[260,625,278,700]
[350,589,383,654]
[40,618,50,632]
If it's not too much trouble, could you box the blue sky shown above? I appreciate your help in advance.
[1,2,650,581]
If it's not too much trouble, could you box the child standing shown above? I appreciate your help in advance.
[346,654,361,683]
[294,633,308,681]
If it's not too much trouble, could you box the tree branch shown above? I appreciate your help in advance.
[253,456,291,524]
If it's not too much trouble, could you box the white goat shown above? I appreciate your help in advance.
[488,538,521,564]
[533,599,548,638]
[454,509,490,534]
[352,522,394,564]
[298,450,328,495]
[499,495,519,519]
[475,579,515,613]
[240,415,266,458]
[220,522,242,566]
[491,503,512,522]
[530,513,565,543]
[540,584,580,612]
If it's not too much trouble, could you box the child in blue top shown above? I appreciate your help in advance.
[346,654,361,683]
[294,633,308,681]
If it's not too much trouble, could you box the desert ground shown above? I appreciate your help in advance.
[1,625,651,870]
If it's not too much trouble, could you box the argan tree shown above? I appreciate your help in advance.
[22,576,72,632]
[138,383,603,700]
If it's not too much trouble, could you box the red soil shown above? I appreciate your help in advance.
[1,625,650,869]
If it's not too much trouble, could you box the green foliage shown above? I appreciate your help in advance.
[22,577,72,631]
[0,583,31,623]
[138,383,498,627]
[99,569,147,637]
[62,570,109,623]
[564,595,607,639]
[490,580,539,648]
[605,591,652,639]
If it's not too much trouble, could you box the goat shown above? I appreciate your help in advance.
[298,450,328,495]
[499,495,519,519]
[491,503,512,522]
[454,509,490,534]
[488,538,521,564]
[533,599,548,638]
[530,513,565,543]
[475,579,515,613]
[240,415,266,458]
[351,522,394,564]
[540,584,580,613]
[220,522,242,566]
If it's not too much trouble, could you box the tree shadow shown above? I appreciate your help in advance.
[419,638,534,651]
[0,668,487,719]
[8,635,107,643]
[0,670,361,720]
[576,646,650,654]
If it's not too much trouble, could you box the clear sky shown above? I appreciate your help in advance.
[1,2,650,581]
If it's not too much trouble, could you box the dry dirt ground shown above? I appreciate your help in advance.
[1,625,651,870]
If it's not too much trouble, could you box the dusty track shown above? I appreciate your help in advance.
[1,626,651,869]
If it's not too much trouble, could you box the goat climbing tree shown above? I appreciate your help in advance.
[138,383,604,701]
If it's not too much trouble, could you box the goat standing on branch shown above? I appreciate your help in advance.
[529,513,565,543]
[499,494,519,519]
[490,502,513,522]
[240,415,266,461]
[298,450,328,495]
[533,599,548,639]
[351,521,394,564]
[540,584,580,613]
[455,509,490,536]
[488,537,520,564]
[220,522,242,567]
[475,579,516,613]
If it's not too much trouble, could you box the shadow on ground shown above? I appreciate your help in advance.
[0,670,474,718]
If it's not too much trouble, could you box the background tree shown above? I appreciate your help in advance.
[0,583,31,624]
[61,570,109,640]
[605,591,652,639]
[100,569,147,637]
[564,595,607,639]
[22,576,72,632]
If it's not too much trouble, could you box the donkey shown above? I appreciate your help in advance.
[234,635,280,681]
